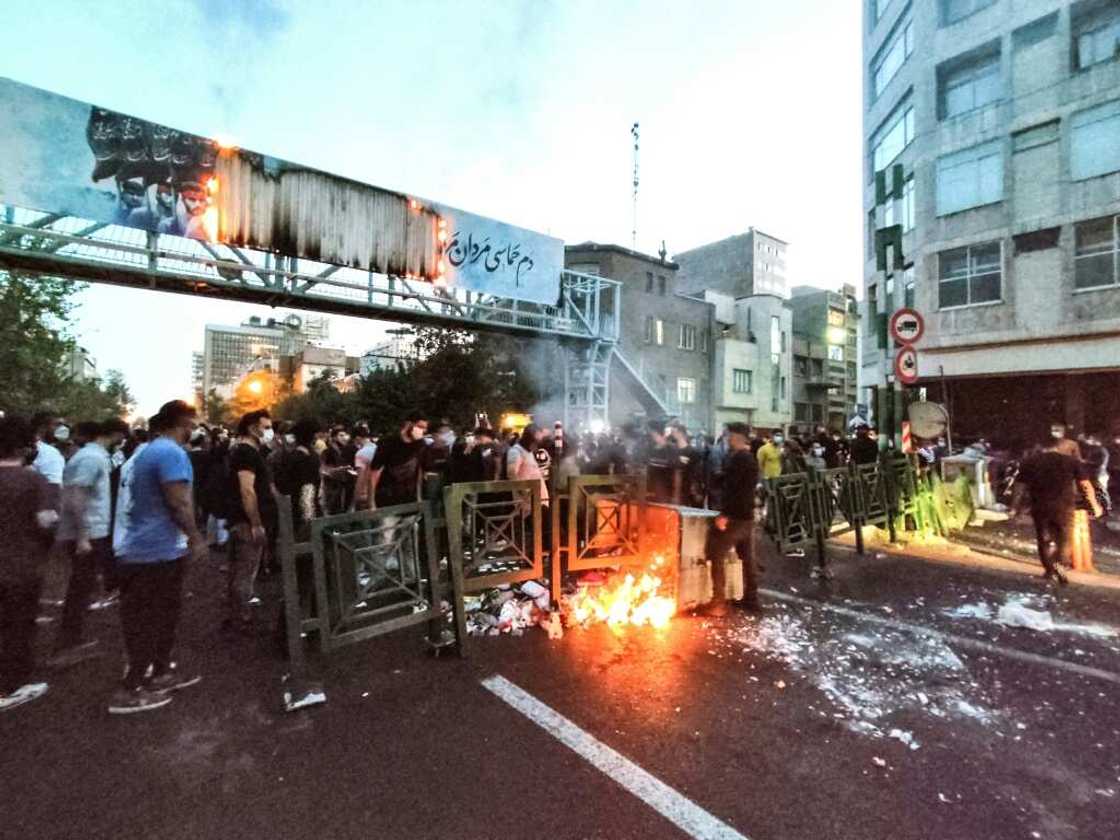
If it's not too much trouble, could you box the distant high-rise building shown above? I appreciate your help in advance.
[200,313,331,397]
[863,0,1120,442]
[360,330,422,375]
[65,346,97,382]
[675,228,789,300]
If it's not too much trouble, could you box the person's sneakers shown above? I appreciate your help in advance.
[147,664,202,694]
[0,682,49,712]
[46,640,102,669]
[88,591,120,611]
[696,599,730,618]
[107,686,172,715]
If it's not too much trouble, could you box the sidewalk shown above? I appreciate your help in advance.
[830,526,1120,592]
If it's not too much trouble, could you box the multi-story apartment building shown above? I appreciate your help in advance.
[863,0,1120,445]
[789,285,861,433]
[700,290,794,434]
[565,243,714,433]
[675,228,790,300]
[201,313,330,398]
[65,346,96,383]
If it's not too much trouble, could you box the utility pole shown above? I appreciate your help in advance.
[631,122,640,250]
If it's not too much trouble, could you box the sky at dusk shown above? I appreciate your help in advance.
[1,0,862,414]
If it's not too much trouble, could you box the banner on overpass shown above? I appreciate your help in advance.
[0,77,561,305]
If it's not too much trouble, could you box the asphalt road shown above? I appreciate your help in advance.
[3,541,1119,840]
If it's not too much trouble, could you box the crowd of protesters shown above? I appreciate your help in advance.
[5,397,1114,714]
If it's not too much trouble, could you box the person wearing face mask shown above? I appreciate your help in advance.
[224,409,276,631]
[806,440,828,473]
[368,415,429,510]
[112,400,205,713]
[1048,422,1081,460]
[756,432,785,481]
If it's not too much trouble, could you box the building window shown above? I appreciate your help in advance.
[658,275,667,296]
[872,18,914,100]
[868,209,877,259]
[939,51,1001,119]
[938,241,1002,308]
[1074,216,1119,290]
[828,345,845,362]
[780,376,787,400]
[936,139,1003,216]
[677,377,696,405]
[678,324,697,351]
[770,315,782,355]
[699,329,708,352]
[1012,120,1060,153]
[795,402,809,422]
[1074,11,1120,70]
[811,404,825,423]
[644,316,665,345]
[827,309,845,327]
[941,0,995,27]
[904,265,916,307]
[902,176,915,231]
[795,356,809,376]
[732,369,753,393]
[811,359,824,378]
[870,101,915,176]
[645,272,654,293]
[1070,99,1120,181]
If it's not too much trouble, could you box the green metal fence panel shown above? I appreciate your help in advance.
[444,479,543,594]
[308,501,454,654]
[563,474,646,572]
[766,473,816,552]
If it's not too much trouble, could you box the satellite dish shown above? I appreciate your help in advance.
[908,401,949,438]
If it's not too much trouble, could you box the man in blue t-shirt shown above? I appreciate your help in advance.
[111,400,206,715]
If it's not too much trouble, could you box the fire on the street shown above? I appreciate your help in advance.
[564,554,676,631]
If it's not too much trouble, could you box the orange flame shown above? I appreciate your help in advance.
[565,554,675,631]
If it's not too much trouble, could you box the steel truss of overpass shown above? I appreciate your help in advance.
[0,205,624,430]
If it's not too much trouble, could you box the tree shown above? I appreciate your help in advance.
[0,271,83,415]
[204,389,231,426]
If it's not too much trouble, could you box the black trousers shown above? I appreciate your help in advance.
[706,518,757,603]
[1032,507,1073,575]
[57,537,115,650]
[0,576,43,693]
[117,559,185,689]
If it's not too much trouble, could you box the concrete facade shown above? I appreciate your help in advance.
[675,228,790,299]
[565,243,714,433]
[706,292,794,434]
[789,284,860,433]
[863,0,1120,442]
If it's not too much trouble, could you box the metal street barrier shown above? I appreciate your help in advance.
[444,479,543,594]
[276,496,465,712]
[550,474,647,599]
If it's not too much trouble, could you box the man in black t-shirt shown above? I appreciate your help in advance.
[274,419,322,540]
[369,415,429,509]
[226,410,276,627]
[1013,442,1102,583]
[644,420,676,504]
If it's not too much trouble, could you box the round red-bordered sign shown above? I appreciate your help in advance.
[894,344,919,385]
[889,308,925,345]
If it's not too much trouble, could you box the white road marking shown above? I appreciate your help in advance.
[481,674,749,840]
[759,588,1120,686]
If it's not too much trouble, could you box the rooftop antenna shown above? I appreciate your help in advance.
[631,122,640,249]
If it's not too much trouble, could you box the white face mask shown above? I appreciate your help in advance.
[284,433,296,446]
[811,446,824,456]
[261,428,275,444]
[54,425,71,442]
[773,436,784,446]
[438,431,455,447]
